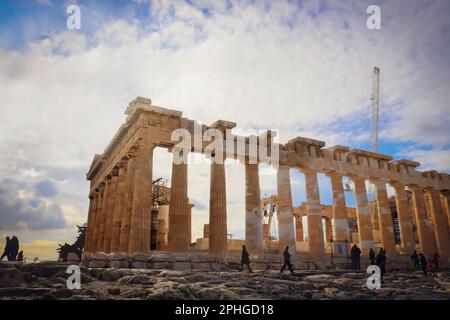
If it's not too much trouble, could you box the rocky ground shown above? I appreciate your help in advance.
[1,262,449,300]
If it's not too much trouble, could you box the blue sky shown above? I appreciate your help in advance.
[0,0,449,258]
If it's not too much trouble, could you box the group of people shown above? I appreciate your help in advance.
[240,245,294,273]
[351,245,387,282]
[0,236,23,261]
[410,250,440,274]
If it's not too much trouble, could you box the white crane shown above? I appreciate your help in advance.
[370,66,380,153]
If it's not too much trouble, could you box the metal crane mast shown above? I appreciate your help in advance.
[370,66,380,152]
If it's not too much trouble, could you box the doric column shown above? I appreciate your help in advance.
[244,162,263,256]
[440,191,450,230]
[371,179,397,256]
[91,184,104,252]
[83,193,97,253]
[302,169,325,256]
[168,152,190,251]
[350,176,374,256]
[208,157,228,259]
[295,216,303,241]
[410,185,435,257]
[119,155,135,253]
[426,188,450,257]
[128,143,155,255]
[103,173,118,253]
[276,166,296,253]
[97,178,111,252]
[392,183,416,254]
[110,162,127,253]
[328,173,350,241]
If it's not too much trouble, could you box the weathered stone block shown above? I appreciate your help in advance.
[131,261,147,269]
[109,260,130,268]
[173,262,191,271]
[89,260,107,268]
[191,263,211,270]
[147,262,171,269]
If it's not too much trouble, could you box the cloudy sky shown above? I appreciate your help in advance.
[0,0,449,260]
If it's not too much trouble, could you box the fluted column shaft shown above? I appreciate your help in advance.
[209,160,228,259]
[392,183,416,254]
[128,144,154,255]
[372,180,397,255]
[245,162,263,256]
[83,193,97,253]
[276,166,296,253]
[426,188,449,257]
[329,173,350,241]
[97,179,111,252]
[103,175,118,253]
[119,156,135,253]
[91,187,103,252]
[410,185,435,257]
[351,177,374,255]
[168,157,190,251]
[441,191,450,230]
[303,169,325,256]
[110,164,127,253]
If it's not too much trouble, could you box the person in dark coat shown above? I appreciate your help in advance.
[419,253,427,274]
[0,237,11,261]
[432,252,440,271]
[350,244,361,270]
[369,248,376,265]
[280,246,294,273]
[239,245,252,272]
[9,236,19,261]
[411,250,420,270]
[376,248,386,283]
[17,251,24,262]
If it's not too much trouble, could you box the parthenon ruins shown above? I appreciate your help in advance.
[82,97,450,269]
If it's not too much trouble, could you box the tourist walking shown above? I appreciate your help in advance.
[239,245,252,272]
[376,248,386,284]
[369,248,376,265]
[350,244,361,270]
[419,253,428,274]
[280,246,294,273]
[10,236,19,261]
[432,252,440,271]
[411,250,420,270]
[0,237,11,261]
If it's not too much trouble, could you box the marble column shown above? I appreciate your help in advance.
[276,166,296,254]
[351,176,374,255]
[372,180,397,256]
[208,157,228,259]
[440,191,450,230]
[128,144,154,255]
[119,155,135,253]
[303,169,325,256]
[168,153,190,251]
[426,188,450,257]
[392,183,416,254]
[410,185,435,257]
[83,193,97,253]
[103,174,118,253]
[328,173,350,242]
[97,178,111,252]
[110,163,127,253]
[91,185,104,252]
[244,162,263,256]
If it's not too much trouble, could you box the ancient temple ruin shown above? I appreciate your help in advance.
[82,97,450,269]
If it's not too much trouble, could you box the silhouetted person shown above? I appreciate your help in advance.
[1,237,11,261]
[350,244,361,270]
[432,252,440,271]
[369,248,376,265]
[411,250,420,270]
[376,248,386,283]
[419,253,427,274]
[10,236,19,261]
[280,246,294,273]
[239,245,252,272]
[17,251,24,262]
